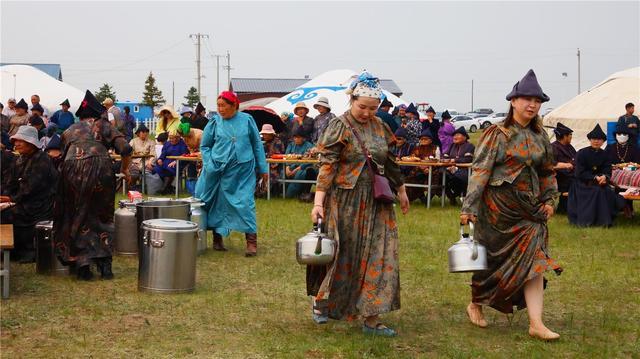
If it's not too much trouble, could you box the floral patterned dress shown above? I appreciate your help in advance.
[306,111,404,320]
[461,123,562,313]
[54,119,132,267]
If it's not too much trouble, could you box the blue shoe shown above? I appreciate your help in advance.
[362,323,397,337]
[312,305,328,324]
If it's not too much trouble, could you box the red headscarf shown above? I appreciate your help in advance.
[218,91,240,108]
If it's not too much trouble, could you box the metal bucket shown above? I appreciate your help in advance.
[184,198,208,254]
[138,219,198,293]
[114,200,138,255]
[135,200,190,251]
[35,221,69,276]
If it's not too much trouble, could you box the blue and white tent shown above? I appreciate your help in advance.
[266,69,408,117]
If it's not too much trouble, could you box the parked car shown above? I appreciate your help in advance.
[451,115,479,133]
[477,112,507,129]
[466,108,494,118]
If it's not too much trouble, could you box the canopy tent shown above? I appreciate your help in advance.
[0,64,85,114]
[543,67,640,149]
[266,69,408,118]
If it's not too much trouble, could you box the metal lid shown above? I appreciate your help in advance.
[136,200,190,208]
[142,218,198,230]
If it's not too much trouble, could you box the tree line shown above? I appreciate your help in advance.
[94,72,201,108]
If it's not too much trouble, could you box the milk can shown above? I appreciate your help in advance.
[114,200,138,255]
[35,221,69,276]
[138,219,199,293]
[135,200,191,252]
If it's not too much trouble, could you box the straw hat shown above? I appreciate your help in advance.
[156,105,180,119]
[313,97,331,111]
[10,125,42,149]
[260,124,276,135]
[293,102,309,115]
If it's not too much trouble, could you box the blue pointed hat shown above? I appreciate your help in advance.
[505,69,550,103]
[419,128,434,139]
[394,127,408,138]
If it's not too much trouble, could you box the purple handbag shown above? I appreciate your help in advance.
[344,118,396,204]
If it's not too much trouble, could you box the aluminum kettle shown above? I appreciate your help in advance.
[448,222,488,273]
[296,218,336,266]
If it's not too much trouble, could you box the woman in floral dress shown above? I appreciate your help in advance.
[460,70,562,341]
[308,72,410,337]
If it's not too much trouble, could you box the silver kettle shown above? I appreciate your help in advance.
[296,218,336,266]
[448,222,488,273]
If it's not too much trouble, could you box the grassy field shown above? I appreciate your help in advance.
[1,195,639,358]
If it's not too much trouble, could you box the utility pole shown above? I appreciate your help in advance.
[214,54,224,95]
[225,50,233,90]
[577,48,581,94]
[189,33,209,99]
[471,79,474,112]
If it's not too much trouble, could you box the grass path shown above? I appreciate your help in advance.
[1,198,639,358]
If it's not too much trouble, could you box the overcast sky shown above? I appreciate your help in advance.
[2,1,638,113]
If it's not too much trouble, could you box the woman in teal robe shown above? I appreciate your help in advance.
[195,91,268,256]
[284,128,316,198]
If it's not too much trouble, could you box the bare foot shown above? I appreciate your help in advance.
[529,325,560,341]
[466,303,488,328]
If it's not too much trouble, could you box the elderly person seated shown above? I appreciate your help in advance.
[153,130,189,194]
[45,134,64,170]
[551,123,577,213]
[8,98,30,136]
[1,126,58,262]
[605,125,640,218]
[311,97,336,144]
[284,127,315,199]
[290,102,314,143]
[258,124,285,197]
[443,127,475,205]
[128,124,156,189]
[391,127,413,176]
[176,121,203,195]
[568,124,625,227]
[406,128,441,203]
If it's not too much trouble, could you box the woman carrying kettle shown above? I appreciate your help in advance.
[460,70,563,341]
[309,72,410,337]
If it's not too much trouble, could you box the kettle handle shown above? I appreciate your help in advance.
[315,218,323,233]
[459,222,474,239]
[313,218,324,255]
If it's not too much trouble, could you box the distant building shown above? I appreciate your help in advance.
[115,101,154,123]
[230,78,403,103]
[0,63,63,81]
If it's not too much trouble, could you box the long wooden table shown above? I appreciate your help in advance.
[0,224,14,299]
[266,158,471,208]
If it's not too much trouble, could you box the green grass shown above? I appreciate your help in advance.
[1,197,639,358]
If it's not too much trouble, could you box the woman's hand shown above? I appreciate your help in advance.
[542,204,554,219]
[168,161,176,168]
[311,205,324,223]
[157,159,163,166]
[460,213,477,225]
[398,186,410,215]
[260,173,269,191]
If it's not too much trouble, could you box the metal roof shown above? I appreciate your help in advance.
[231,78,403,96]
[0,63,63,81]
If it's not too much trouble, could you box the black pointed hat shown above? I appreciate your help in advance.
[394,127,408,138]
[419,128,434,139]
[586,124,607,140]
[16,98,29,110]
[553,122,573,137]
[31,103,44,114]
[195,102,206,114]
[75,90,106,119]
[441,110,451,120]
[60,99,70,107]
[426,106,436,114]
[46,134,62,151]
[28,115,44,127]
[453,126,469,139]
[614,124,631,136]
[380,98,393,108]
[505,69,550,103]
